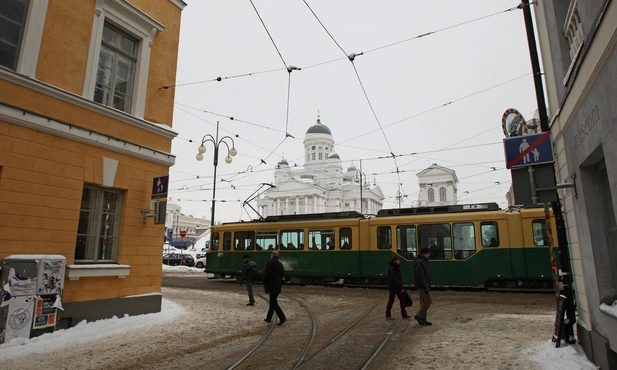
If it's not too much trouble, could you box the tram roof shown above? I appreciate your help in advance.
[376,202,501,217]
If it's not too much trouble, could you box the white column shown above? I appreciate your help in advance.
[285,198,289,215]
[313,195,318,213]
[305,195,309,214]
[295,197,299,214]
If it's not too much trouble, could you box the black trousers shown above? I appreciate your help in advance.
[266,292,286,321]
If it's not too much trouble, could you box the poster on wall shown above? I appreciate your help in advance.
[32,297,57,329]
[8,268,36,296]
[36,259,65,296]
[4,296,35,342]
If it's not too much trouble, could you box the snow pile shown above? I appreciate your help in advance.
[528,340,599,370]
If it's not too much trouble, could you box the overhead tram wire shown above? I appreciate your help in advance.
[164,6,518,88]
[303,0,406,202]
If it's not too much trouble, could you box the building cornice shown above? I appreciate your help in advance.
[0,67,178,140]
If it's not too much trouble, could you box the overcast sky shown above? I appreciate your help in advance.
[167,1,543,222]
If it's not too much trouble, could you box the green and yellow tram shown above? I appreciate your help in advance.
[205,203,557,289]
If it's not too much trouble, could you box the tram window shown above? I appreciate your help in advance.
[308,228,334,250]
[418,224,451,259]
[222,232,231,251]
[280,230,304,250]
[211,232,219,251]
[257,230,278,251]
[481,222,499,247]
[532,219,549,246]
[396,225,416,259]
[377,226,392,250]
[453,222,475,259]
[234,231,255,250]
[340,227,352,250]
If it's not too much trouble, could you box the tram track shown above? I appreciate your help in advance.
[225,292,401,370]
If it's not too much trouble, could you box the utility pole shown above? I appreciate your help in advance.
[519,0,575,345]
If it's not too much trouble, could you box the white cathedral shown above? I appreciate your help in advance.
[256,114,385,217]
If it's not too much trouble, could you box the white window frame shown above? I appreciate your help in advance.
[7,0,49,77]
[83,0,164,118]
[75,184,123,263]
[562,1,584,85]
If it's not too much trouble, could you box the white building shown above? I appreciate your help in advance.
[417,164,458,206]
[164,201,209,249]
[256,114,384,216]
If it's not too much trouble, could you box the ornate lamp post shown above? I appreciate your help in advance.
[354,160,369,214]
[195,122,237,226]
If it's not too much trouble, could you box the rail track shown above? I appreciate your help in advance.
[225,294,400,370]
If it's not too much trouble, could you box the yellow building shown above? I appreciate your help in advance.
[0,0,185,326]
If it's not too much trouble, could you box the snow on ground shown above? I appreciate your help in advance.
[0,297,185,360]
[0,266,600,369]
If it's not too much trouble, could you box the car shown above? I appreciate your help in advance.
[163,253,195,267]
[194,256,207,269]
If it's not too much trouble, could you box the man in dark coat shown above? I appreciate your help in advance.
[414,247,433,325]
[263,251,287,325]
[385,255,411,320]
[239,254,257,306]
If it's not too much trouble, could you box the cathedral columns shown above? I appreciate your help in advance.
[295,196,299,214]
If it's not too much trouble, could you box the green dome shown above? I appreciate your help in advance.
[306,118,332,135]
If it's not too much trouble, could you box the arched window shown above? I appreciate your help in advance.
[428,188,434,202]
[440,187,447,202]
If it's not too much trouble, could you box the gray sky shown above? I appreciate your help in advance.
[168,1,541,222]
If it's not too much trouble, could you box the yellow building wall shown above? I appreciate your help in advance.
[0,0,183,304]
[35,0,181,126]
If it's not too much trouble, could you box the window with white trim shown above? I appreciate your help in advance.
[564,3,584,62]
[0,0,29,70]
[439,187,447,202]
[75,185,123,262]
[84,0,163,117]
[93,22,137,113]
[428,188,435,202]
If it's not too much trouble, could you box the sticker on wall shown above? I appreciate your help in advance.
[36,259,65,295]
[8,268,36,296]
[5,296,35,341]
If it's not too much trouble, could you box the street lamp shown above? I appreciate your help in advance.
[195,121,237,226]
[354,160,369,214]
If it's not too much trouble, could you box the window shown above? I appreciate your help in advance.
[211,232,219,251]
[564,4,584,62]
[83,0,163,117]
[418,224,452,260]
[396,225,416,259]
[0,0,29,70]
[532,219,548,246]
[234,231,255,250]
[377,226,392,250]
[319,153,323,160]
[93,22,137,113]
[306,154,309,162]
[481,222,500,247]
[340,227,352,250]
[439,187,447,202]
[311,153,316,160]
[75,185,122,262]
[256,230,277,251]
[223,232,231,250]
[309,228,334,250]
[428,188,434,202]
[280,229,303,250]
[453,222,475,259]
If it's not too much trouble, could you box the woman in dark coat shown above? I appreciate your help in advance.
[386,256,411,320]
[263,251,287,325]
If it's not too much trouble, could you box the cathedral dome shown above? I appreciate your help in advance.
[306,117,332,135]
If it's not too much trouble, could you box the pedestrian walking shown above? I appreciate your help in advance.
[385,256,412,320]
[239,254,257,306]
[263,251,287,325]
[414,247,433,326]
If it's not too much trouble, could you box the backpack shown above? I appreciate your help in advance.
[249,265,262,281]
